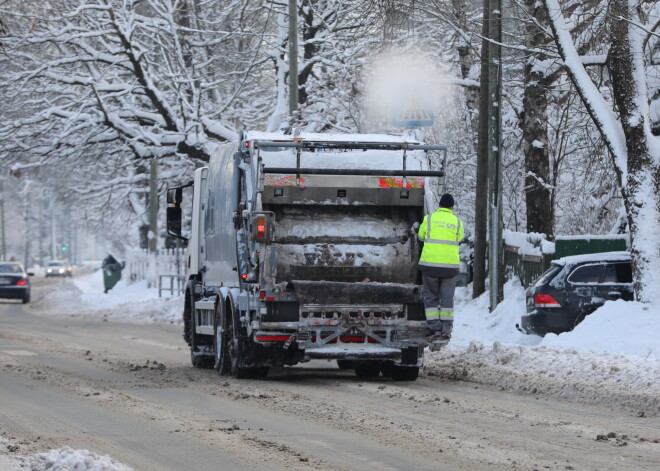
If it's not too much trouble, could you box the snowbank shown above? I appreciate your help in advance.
[0,438,133,471]
[32,269,183,325]
[424,281,660,416]
[29,447,134,471]
[541,299,657,358]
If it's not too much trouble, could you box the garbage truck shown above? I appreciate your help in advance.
[166,131,447,381]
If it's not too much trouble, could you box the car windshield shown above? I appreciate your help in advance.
[48,262,63,267]
[0,264,23,274]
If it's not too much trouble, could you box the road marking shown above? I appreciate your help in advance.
[1,349,37,356]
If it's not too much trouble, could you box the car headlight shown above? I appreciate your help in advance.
[47,269,52,273]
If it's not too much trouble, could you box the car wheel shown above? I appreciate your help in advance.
[573,307,597,329]
[22,294,30,304]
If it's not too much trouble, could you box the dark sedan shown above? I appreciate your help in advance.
[0,262,33,303]
[518,251,633,336]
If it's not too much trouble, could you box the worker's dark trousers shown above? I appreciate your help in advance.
[421,267,459,335]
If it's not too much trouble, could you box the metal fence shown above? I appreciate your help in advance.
[502,231,554,287]
[125,248,187,296]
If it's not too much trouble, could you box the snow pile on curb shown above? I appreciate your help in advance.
[424,281,660,416]
[29,447,133,471]
[33,270,183,325]
[541,299,658,357]
[425,342,660,417]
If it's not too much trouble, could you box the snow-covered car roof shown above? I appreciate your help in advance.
[552,251,631,267]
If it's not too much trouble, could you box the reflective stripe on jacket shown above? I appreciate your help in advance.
[417,208,464,269]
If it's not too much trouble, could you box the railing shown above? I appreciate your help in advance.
[125,248,187,296]
[158,274,187,297]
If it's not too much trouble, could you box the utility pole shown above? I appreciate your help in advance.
[149,158,158,254]
[38,194,44,266]
[50,200,56,260]
[0,178,5,261]
[23,183,30,268]
[288,0,299,116]
[487,0,504,310]
[473,0,491,299]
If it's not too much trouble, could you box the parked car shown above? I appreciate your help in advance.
[45,260,72,277]
[0,262,33,303]
[518,251,633,336]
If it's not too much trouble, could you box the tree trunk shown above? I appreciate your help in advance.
[608,0,660,300]
[472,0,490,299]
[453,0,479,134]
[522,0,553,237]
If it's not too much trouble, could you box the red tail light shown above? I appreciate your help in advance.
[534,293,561,308]
[256,217,266,240]
[16,279,27,286]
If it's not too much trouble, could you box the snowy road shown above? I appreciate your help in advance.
[1,281,659,470]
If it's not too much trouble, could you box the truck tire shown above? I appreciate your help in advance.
[183,289,193,346]
[214,299,230,375]
[226,301,254,379]
[336,360,354,370]
[354,361,381,379]
[390,365,419,381]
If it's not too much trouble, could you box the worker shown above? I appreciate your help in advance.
[417,193,464,342]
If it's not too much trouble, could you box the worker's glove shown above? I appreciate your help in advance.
[411,222,420,233]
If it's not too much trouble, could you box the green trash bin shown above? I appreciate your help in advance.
[102,255,123,293]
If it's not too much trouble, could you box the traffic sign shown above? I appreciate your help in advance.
[392,100,435,127]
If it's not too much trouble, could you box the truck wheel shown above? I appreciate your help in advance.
[336,360,354,370]
[214,299,230,375]
[183,290,193,346]
[391,366,419,381]
[354,361,381,379]
[226,303,253,379]
[380,361,394,378]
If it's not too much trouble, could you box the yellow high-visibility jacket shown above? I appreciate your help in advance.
[417,208,464,269]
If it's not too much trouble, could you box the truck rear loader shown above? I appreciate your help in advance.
[167,131,446,381]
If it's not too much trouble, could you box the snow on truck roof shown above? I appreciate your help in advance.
[552,251,631,266]
[244,132,442,172]
[245,131,425,144]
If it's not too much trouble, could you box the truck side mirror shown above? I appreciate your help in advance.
[167,206,187,242]
[167,187,183,205]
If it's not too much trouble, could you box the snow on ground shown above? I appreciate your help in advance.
[425,280,660,417]
[31,270,660,417]
[32,269,183,325]
[0,436,133,471]
[5,270,658,469]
